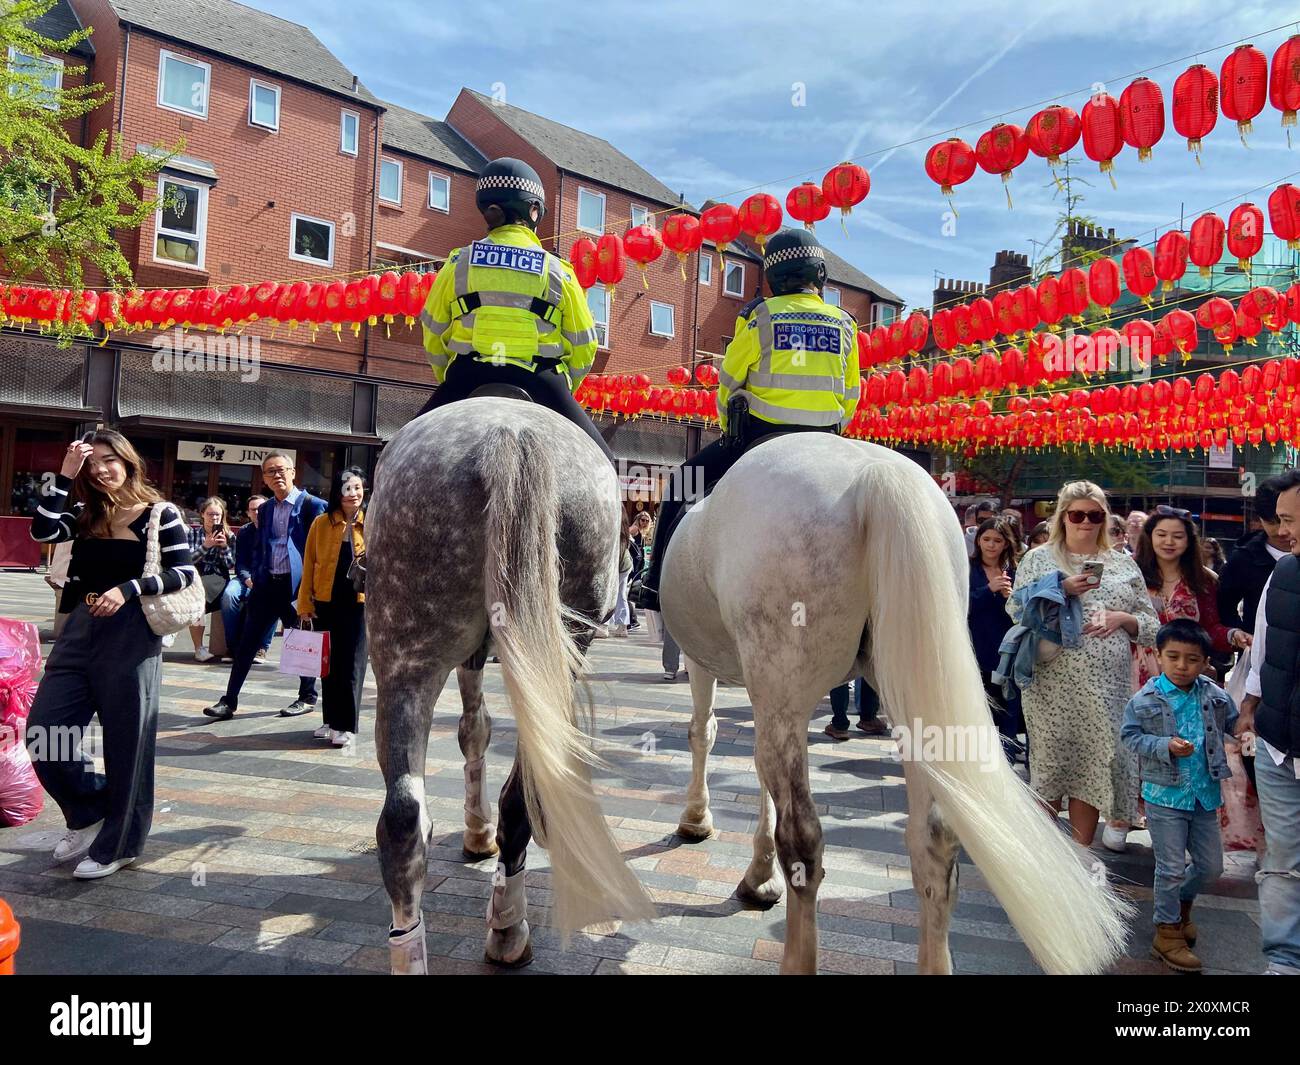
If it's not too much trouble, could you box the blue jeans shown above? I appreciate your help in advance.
[830,678,882,730]
[1145,800,1223,925]
[221,578,272,655]
[1255,751,1300,974]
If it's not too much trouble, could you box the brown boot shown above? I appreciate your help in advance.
[1179,900,1198,947]
[1151,923,1202,973]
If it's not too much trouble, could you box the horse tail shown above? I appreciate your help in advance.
[854,455,1131,974]
[481,426,655,935]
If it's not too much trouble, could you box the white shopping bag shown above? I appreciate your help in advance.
[1224,642,1250,707]
[279,626,330,678]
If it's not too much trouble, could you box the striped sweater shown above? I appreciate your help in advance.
[32,474,197,605]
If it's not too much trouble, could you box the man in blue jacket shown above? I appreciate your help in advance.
[203,452,327,720]
[220,494,274,662]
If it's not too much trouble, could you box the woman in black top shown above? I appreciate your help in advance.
[28,430,196,879]
[187,496,235,662]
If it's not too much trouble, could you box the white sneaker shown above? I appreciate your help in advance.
[663,670,677,681]
[161,633,176,647]
[194,647,215,663]
[1101,824,1129,852]
[611,624,628,638]
[53,820,104,862]
[331,730,354,747]
[313,724,332,739]
[73,856,134,879]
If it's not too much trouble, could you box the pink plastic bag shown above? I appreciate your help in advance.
[0,618,44,826]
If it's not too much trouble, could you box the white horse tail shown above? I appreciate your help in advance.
[481,427,656,935]
[855,456,1132,974]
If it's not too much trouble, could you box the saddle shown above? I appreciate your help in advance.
[469,383,534,402]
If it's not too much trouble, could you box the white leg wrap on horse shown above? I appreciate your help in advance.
[486,865,528,930]
[388,916,428,975]
[464,756,492,824]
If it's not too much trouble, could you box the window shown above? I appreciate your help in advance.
[290,213,334,266]
[249,79,279,130]
[823,285,841,307]
[158,50,210,118]
[340,110,359,155]
[428,172,450,212]
[577,187,605,234]
[723,260,745,298]
[871,302,897,328]
[8,48,63,109]
[698,253,712,286]
[630,204,652,228]
[379,159,403,205]
[154,175,208,269]
[587,284,610,348]
[649,301,675,338]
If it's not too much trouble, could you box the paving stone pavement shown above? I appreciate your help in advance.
[0,572,1266,975]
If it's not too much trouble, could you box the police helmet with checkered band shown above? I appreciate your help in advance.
[763,228,827,294]
[476,158,546,227]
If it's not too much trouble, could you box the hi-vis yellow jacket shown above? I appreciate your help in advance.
[420,224,599,389]
[716,292,860,432]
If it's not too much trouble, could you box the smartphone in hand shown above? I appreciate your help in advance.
[1081,560,1104,586]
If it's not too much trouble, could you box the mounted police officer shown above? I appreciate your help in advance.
[633,228,861,612]
[416,157,612,460]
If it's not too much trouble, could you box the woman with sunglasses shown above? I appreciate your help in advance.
[1009,481,1159,847]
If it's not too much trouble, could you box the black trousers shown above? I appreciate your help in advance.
[27,600,161,864]
[224,574,317,709]
[643,418,834,593]
[417,357,615,462]
[316,598,367,732]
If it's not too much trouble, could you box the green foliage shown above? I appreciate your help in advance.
[0,0,179,302]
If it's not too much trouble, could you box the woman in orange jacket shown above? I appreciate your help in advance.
[297,467,367,747]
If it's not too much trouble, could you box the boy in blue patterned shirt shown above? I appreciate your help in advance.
[1121,618,1241,973]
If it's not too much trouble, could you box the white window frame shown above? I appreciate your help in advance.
[587,284,610,349]
[649,301,675,338]
[823,285,841,307]
[723,260,746,298]
[870,302,897,328]
[157,49,211,119]
[577,187,606,235]
[428,171,451,213]
[379,158,403,205]
[630,204,652,229]
[340,109,359,156]
[248,78,280,131]
[8,47,63,110]
[289,212,335,267]
[698,253,712,286]
[153,174,209,272]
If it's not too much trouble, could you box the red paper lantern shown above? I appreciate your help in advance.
[700,203,742,254]
[1242,285,1280,319]
[1012,285,1039,333]
[1172,64,1219,156]
[821,162,871,221]
[596,233,626,291]
[1196,296,1235,332]
[932,308,956,351]
[1121,319,1156,367]
[96,290,120,329]
[1082,92,1125,180]
[1119,77,1165,161]
[666,365,690,387]
[786,183,830,231]
[969,297,997,344]
[1163,309,1198,358]
[661,214,703,267]
[1221,44,1268,142]
[1227,202,1265,271]
[924,138,976,197]
[1036,275,1063,328]
[1088,257,1121,309]
[623,224,664,287]
[903,310,929,352]
[570,237,599,289]
[975,123,1028,206]
[1121,246,1157,303]
[397,272,423,324]
[993,290,1018,336]
[1154,230,1189,291]
[1268,184,1300,249]
[1059,268,1089,322]
[1025,105,1081,165]
[1188,212,1225,278]
[737,193,782,252]
[1271,35,1300,129]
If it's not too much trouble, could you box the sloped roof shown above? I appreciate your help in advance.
[31,0,94,58]
[822,245,902,305]
[107,0,378,104]
[465,89,683,208]
[379,100,486,174]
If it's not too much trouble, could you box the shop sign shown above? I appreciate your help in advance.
[178,441,296,467]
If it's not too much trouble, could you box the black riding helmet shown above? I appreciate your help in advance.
[476,157,546,230]
[763,228,828,296]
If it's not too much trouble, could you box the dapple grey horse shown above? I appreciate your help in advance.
[659,432,1131,975]
[366,397,654,974]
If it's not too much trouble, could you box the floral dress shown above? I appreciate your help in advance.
[1009,546,1160,821]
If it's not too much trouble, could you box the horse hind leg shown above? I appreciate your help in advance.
[902,758,961,975]
[376,671,445,975]
[736,779,783,907]
[677,657,719,841]
[484,754,534,967]
[456,664,498,860]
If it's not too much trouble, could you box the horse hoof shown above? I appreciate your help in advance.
[675,815,716,842]
[462,828,499,861]
[736,873,784,909]
[485,921,533,968]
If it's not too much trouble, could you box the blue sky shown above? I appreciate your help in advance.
[255,0,1299,309]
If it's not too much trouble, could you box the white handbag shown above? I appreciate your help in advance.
[138,501,205,636]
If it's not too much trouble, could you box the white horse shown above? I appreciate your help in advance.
[660,433,1131,975]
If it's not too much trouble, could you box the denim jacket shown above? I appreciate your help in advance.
[1120,676,1239,786]
[991,571,1084,697]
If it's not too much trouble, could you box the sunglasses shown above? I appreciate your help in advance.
[1154,504,1192,520]
[1065,510,1106,525]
